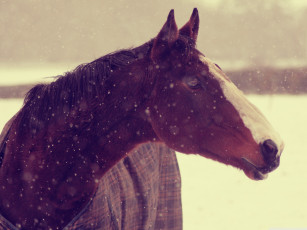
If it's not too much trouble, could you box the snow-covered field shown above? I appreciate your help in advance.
[0,95,306,230]
[0,64,75,86]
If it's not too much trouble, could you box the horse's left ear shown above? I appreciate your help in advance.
[151,9,179,61]
[179,8,199,42]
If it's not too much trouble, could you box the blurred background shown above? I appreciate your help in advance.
[0,0,306,229]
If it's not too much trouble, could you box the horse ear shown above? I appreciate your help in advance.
[179,8,199,42]
[151,9,178,61]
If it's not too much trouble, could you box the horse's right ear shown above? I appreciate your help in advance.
[151,10,178,61]
[179,8,199,42]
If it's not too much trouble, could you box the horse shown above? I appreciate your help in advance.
[0,8,283,229]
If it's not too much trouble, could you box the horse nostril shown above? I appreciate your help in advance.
[261,139,278,163]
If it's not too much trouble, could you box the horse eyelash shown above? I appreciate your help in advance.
[215,63,222,70]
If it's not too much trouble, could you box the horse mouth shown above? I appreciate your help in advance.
[241,157,280,181]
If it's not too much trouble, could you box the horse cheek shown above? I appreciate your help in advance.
[161,94,205,153]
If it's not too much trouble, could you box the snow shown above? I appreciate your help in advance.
[0,64,74,86]
[0,95,306,230]
[0,99,23,127]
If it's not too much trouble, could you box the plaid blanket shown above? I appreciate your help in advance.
[0,117,182,230]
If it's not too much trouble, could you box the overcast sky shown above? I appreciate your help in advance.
[194,0,307,9]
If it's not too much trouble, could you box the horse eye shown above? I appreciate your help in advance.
[186,77,202,90]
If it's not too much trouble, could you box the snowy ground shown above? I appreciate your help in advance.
[0,95,306,230]
[0,63,75,86]
[0,65,306,230]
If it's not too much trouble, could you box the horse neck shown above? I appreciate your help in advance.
[0,58,158,229]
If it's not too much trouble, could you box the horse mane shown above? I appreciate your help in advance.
[25,40,154,107]
[15,35,195,137]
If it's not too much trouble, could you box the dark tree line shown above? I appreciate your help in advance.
[227,67,307,94]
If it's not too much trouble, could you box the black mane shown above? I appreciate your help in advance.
[16,41,153,136]
[25,40,153,106]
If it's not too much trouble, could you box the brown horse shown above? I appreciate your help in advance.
[0,8,283,229]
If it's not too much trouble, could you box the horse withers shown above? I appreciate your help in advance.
[0,8,283,229]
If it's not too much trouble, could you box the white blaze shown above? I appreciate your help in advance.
[200,56,284,157]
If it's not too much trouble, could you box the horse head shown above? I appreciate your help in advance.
[147,9,284,180]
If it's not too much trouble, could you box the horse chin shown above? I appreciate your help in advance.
[241,158,268,181]
[243,168,268,181]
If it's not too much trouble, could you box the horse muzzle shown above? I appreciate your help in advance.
[242,139,284,180]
